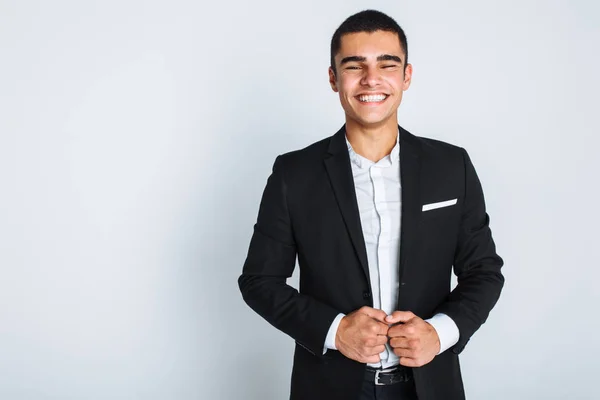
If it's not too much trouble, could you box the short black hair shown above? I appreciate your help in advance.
[330,10,408,76]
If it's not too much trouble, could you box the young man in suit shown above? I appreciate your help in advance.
[239,9,504,400]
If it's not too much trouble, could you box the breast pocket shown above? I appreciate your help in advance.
[418,197,462,262]
[420,198,460,220]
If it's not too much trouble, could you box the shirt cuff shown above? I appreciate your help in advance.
[322,313,345,354]
[425,313,460,355]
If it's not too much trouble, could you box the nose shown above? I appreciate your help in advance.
[360,65,381,87]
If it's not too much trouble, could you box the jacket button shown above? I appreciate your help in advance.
[363,291,371,298]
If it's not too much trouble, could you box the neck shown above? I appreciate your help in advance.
[345,117,398,163]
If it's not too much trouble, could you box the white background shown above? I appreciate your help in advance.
[1,0,599,398]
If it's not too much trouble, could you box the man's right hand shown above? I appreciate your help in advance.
[335,306,389,364]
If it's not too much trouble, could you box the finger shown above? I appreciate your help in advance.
[374,334,389,346]
[388,321,419,338]
[375,321,390,335]
[363,335,387,348]
[399,357,420,368]
[389,337,411,349]
[359,306,388,323]
[393,347,415,359]
[385,310,415,324]
[366,320,390,337]
[364,353,381,364]
[366,345,386,355]
[387,323,410,338]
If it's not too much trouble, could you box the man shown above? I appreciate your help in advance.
[239,9,504,400]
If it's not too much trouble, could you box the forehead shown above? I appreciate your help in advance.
[336,30,404,61]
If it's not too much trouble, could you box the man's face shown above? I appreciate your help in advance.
[329,30,412,129]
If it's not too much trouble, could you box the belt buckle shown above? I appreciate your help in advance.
[374,366,400,386]
[375,367,396,386]
[374,369,385,386]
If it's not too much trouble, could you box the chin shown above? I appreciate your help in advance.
[357,114,393,126]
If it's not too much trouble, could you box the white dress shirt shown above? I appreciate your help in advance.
[323,131,459,368]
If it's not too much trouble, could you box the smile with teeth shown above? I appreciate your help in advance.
[357,94,388,103]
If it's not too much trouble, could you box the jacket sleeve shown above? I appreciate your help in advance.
[434,148,505,355]
[238,155,340,356]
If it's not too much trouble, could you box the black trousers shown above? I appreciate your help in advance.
[359,375,418,400]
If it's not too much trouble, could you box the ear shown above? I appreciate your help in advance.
[402,63,413,91]
[328,67,338,92]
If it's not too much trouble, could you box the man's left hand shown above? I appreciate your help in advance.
[385,311,440,368]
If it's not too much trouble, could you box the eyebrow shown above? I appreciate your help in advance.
[377,54,403,63]
[340,54,403,65]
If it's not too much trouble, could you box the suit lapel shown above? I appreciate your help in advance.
[324,126,370,282]
[398,126,422,292]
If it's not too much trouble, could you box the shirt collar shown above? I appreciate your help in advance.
[345,131,400,169]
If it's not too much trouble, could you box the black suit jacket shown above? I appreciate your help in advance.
[239,125,504,400]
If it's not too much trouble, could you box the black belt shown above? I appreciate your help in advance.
[365,365,413,386]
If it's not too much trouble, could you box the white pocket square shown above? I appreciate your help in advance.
[422,198,457,212]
